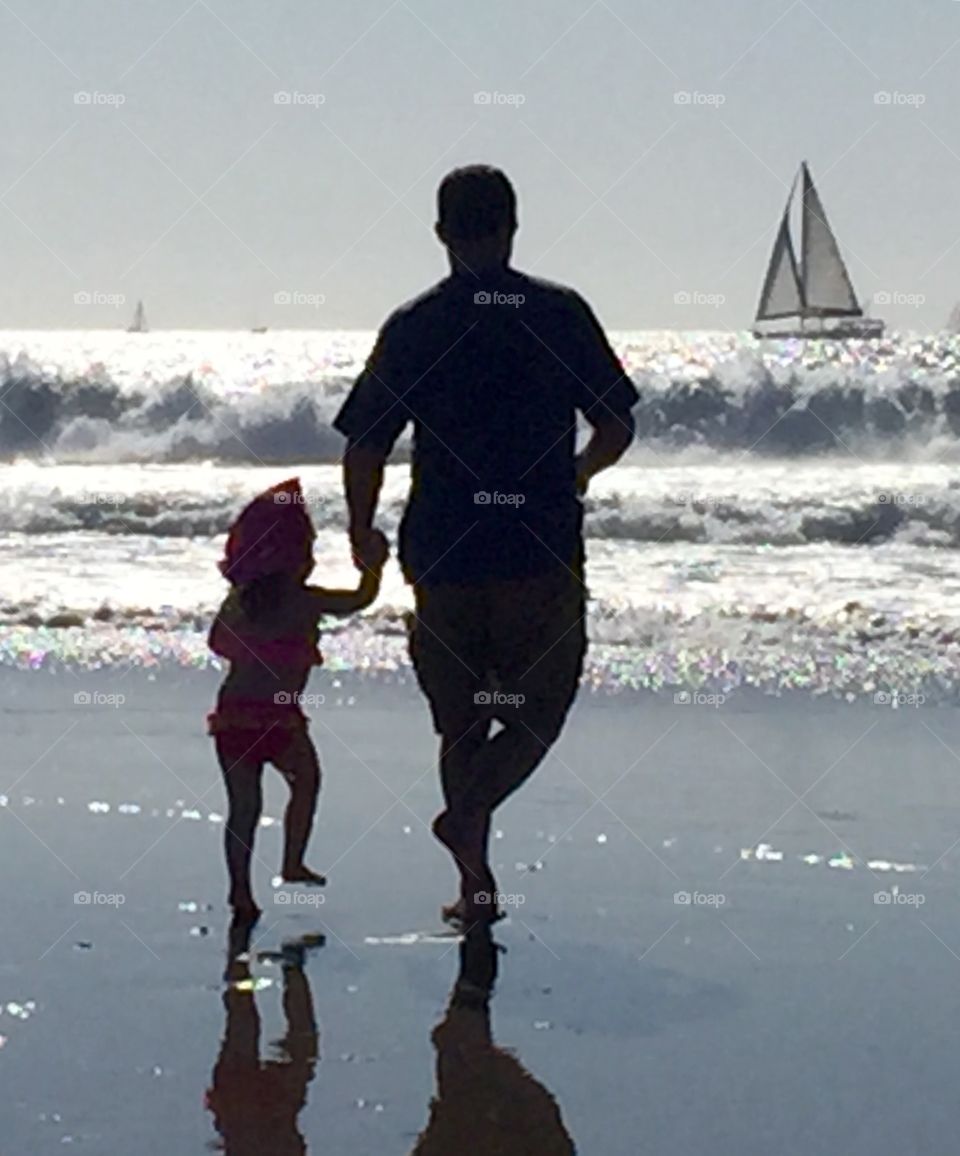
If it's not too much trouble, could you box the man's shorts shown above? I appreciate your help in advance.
[407,565,587,739]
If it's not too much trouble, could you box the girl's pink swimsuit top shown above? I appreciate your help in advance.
[208,627,324,735]
[220,631,324,670]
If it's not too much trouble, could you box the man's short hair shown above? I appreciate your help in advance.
[437,165,517,240]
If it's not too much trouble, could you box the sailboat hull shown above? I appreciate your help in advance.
[753,317,884,341]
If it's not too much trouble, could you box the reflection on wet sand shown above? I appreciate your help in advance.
[206,919,321,1155]
[413,927,576,1155]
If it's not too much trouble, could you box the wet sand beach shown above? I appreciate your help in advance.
[3,667,960,1154]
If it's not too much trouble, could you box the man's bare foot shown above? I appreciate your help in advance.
[281,865,327,886]
[441,894,504,930]
[229,893,262,923]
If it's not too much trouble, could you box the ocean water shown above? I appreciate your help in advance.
[3,327,960,700]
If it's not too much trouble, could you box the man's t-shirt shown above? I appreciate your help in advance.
[333,268,637,586]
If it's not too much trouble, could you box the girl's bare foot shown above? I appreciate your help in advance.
[281,864,327,886]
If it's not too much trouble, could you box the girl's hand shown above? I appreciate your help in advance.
[352,527,389,573]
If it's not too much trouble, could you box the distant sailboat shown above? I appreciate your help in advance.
[127,300,147,333]
[947,303,960,333]
[250,324,268,334]
[753,162,883,340]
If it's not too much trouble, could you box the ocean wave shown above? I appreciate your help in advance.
[4,484,960,548]
[3,332,960,463]
[3,598,960,702]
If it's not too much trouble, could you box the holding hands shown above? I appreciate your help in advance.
[351,526,389,574]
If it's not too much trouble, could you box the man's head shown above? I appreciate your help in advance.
[435,165,517,274]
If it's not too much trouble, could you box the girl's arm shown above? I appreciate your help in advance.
[306,568,381,616]
[306,530,388,617]
[208,594,245,659]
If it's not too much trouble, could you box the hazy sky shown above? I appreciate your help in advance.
[1,0,958,331]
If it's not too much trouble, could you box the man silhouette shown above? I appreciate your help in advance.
[335,165,637,926]
[412,926,577,1154]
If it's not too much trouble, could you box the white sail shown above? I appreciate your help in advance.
[756,207,803,322]
[128,301,147,333]
[800,165,861,317]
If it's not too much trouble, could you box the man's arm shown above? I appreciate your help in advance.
[332,314,410,570]
[343,442,389,568]
[575,409,636,493]
[565,293,639,492]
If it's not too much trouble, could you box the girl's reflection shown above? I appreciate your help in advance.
[206,919,320,1155]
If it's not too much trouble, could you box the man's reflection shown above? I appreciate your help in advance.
[206,918,320,1155]
[413,927,576,1154]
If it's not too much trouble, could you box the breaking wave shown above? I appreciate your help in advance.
[2,331,960,464]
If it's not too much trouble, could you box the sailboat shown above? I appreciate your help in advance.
[127,300,147,333]
[753,162,883,340]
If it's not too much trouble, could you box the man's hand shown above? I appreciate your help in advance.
[575,411,635,495]
[350,525,388,573]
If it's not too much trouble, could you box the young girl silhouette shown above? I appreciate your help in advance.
[208,477,387,919]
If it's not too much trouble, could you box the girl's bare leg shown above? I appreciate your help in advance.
[275,732,324,883]
[215,738,265,919]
